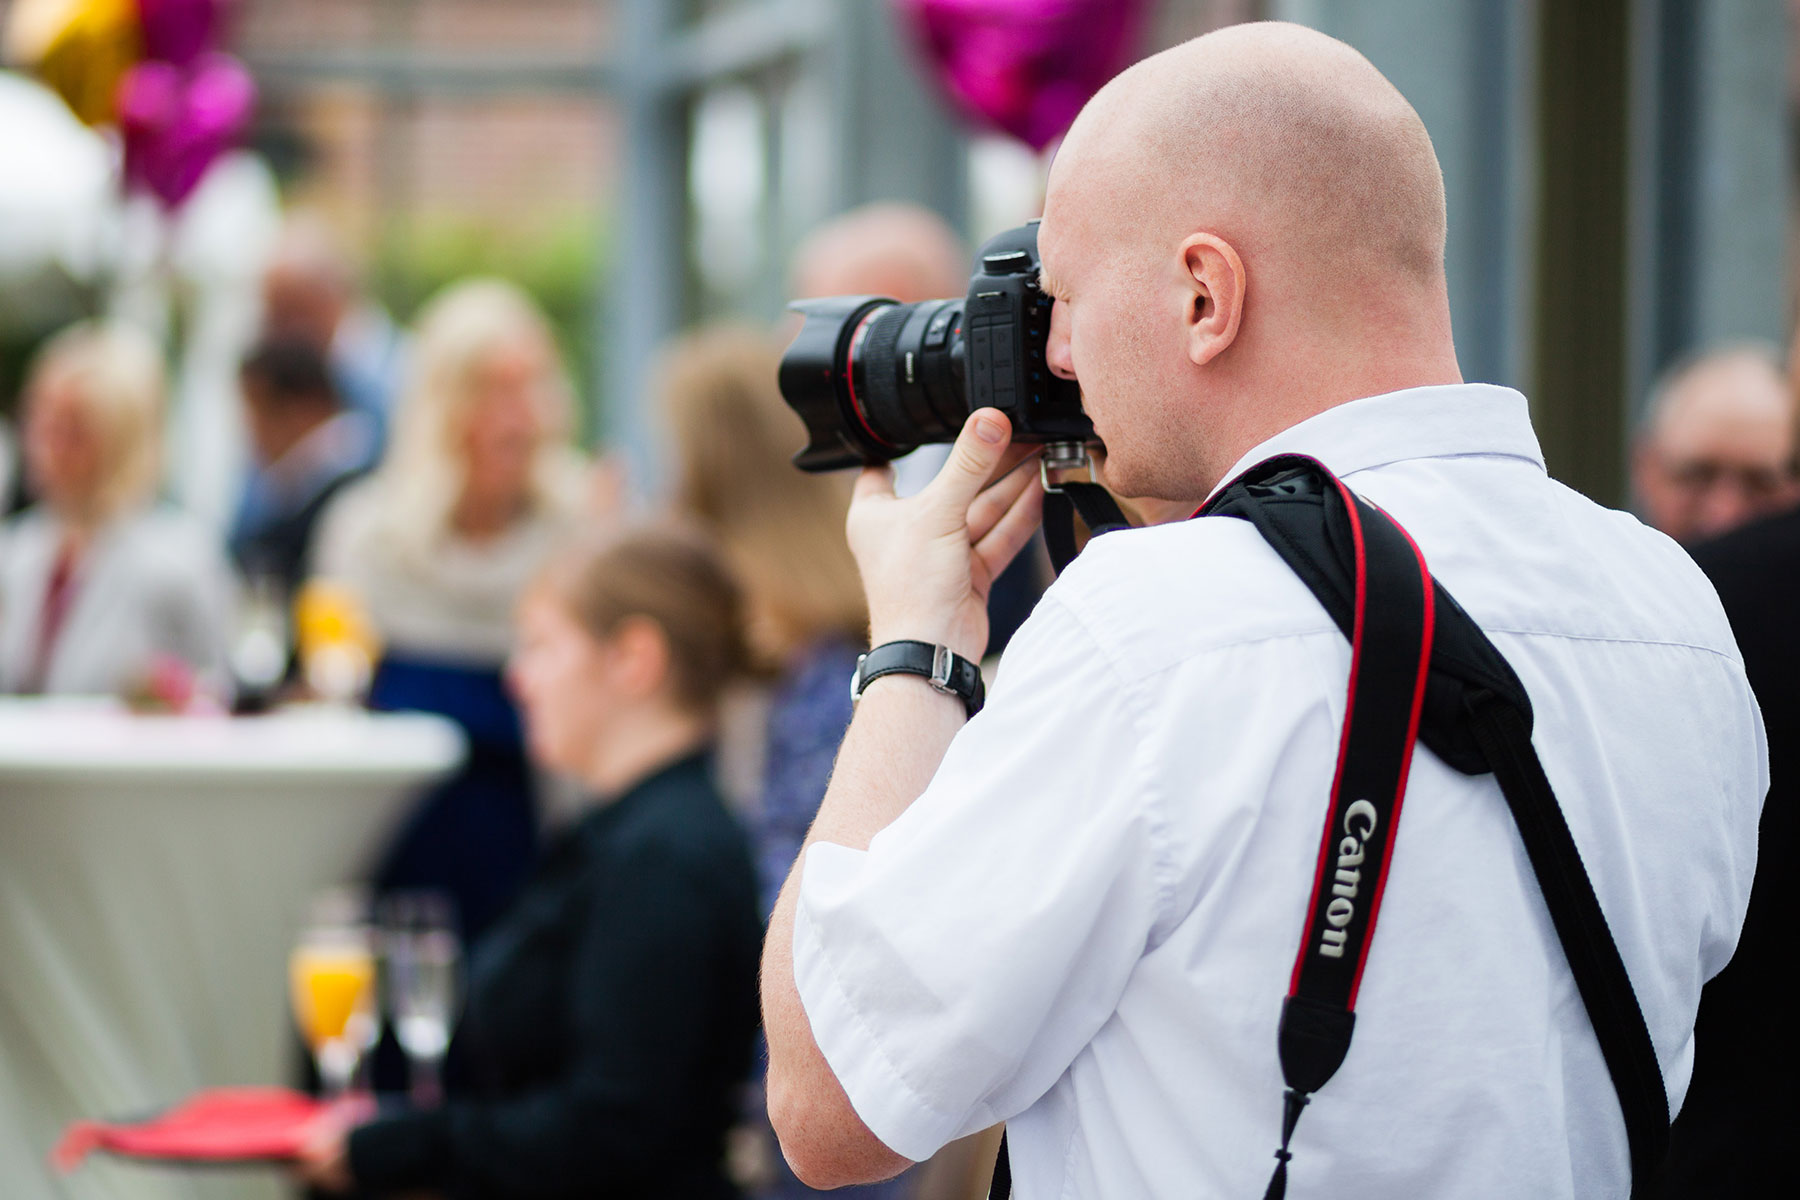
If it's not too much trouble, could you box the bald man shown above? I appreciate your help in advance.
[761,23,1762,1200]
[790,202,968,305]
[1632,345,1799,544]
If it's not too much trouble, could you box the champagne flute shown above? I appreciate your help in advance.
[290,905,377,1098]
[230,572,290,707]
[381,891,460,1106]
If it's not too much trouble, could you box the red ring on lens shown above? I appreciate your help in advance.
[844,307,899,451]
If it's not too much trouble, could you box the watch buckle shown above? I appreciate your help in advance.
[929,644,955,693]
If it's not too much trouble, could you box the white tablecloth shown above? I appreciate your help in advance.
[0,700,464,1200]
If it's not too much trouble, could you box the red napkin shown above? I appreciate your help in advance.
[53,1087,345,1170]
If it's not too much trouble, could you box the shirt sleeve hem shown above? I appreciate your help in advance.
[792,889,978,1163]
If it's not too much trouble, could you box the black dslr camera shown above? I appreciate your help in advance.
[778,220,1094,472]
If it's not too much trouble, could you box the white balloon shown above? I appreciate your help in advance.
[0,69,120,282]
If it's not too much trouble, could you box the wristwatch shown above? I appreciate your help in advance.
[850,640,986,718]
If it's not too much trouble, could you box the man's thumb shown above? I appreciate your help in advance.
[935,408,1012,501]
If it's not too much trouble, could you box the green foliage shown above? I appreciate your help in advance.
[369,213,607,443]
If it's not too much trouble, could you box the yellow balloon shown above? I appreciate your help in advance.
[2,0,141,127]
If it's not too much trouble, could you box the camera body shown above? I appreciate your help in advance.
[780,221,1093,472]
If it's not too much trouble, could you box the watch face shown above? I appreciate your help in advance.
[851,653,870,704]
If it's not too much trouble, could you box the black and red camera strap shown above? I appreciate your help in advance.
[1202,455,1667,1199]
[1003,454,1667,1199]
[1211,458,1436,1199]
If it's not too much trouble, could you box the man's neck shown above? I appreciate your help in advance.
[1135,354,1466,521]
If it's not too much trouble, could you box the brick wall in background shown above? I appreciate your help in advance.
[235,0,617,248]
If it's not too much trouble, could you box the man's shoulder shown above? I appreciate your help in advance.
[1041,516,1339,685]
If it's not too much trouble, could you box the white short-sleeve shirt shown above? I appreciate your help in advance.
[793,385,1766,1199]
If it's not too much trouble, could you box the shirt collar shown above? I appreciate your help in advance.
[1203,383,1546,505]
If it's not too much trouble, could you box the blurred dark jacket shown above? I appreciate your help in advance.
[230,411,375,600]
[349,752,763,1199]
[1661,509,1796,1195]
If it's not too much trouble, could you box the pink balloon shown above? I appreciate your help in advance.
[118,52,255,208]
[136,0,228,69]
[184,52,254,139]
[894,0,1151,151]
[117,59,183,135]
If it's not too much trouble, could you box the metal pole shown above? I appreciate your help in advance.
[1626,0,1790,429]
[829,0,968,232]
[602,0,690,488]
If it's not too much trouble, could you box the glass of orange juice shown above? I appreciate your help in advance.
[290,911,377,1096]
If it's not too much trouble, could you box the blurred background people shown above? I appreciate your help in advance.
[1631,343,1800,544]
[1663,345,1800,1193]
[296,523,762,1200]
[660,324,865,919]
[789,201,968,312]
[660,324,997,1200]
[1666,478,1800,1194]
[0,321,231,698]
[312,277,588,941]
[232,219,406,564]
[260,216,409,444]
[230,337,372,601]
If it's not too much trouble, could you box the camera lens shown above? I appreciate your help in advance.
[778,220,1091,473]
[851,300,969,451]
[781,295,967,471]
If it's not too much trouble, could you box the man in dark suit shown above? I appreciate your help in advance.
[229,338,375,600]
[1663,507,1800,1194]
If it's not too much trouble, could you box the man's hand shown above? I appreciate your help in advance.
[762,413,1042,1186]
[848,408,1045,663]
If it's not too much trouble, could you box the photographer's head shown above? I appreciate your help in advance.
[1039,21,1462,501]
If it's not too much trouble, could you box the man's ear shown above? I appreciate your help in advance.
[1180,232,1246,367]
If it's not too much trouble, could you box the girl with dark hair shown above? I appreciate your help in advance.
[296,524,764,1199]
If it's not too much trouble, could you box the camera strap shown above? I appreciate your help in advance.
[1201,455,1668,1199]
[1042,481,1132,574]
[1206,458,1436,1199]
[993,455,1666,1199]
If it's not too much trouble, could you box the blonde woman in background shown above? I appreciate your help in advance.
[0,321,232,699]
[312,277,588,940]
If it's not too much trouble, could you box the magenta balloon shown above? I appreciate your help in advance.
[136,0,226,68]
[183,53,255,138]
[894,0,1151,151]
[120,52,256,208]
[116,60,183,135]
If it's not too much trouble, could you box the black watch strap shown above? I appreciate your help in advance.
[851,640,985,717]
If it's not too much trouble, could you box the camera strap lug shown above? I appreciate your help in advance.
[1039,442,1132,575]
[1039,441,1094,494]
